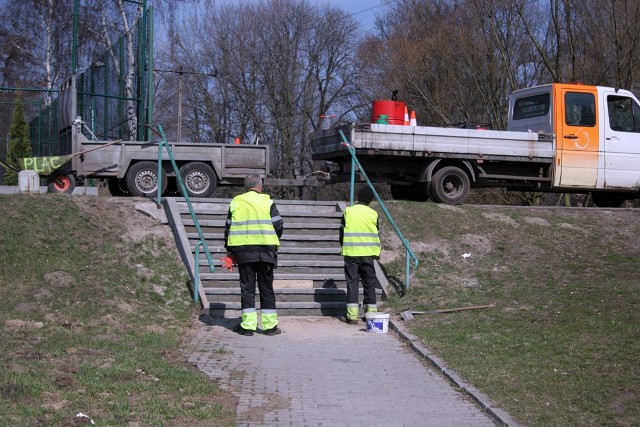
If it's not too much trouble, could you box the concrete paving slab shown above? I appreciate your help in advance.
[183,316,503,426]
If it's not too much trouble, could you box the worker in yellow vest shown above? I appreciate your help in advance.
[339,186,381,324]
[224,174,284,336]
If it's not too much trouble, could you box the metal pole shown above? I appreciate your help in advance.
[146,5,154,141]
[177,67,183,142]
[349,123,355,205]
[72,0,79,73]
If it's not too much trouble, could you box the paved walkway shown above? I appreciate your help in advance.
[183,316,518,426]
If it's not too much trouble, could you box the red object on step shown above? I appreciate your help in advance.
[220,256,235,271]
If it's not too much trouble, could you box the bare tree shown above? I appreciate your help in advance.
[0,0,72,101]
[164,0,362,194]
[575,0,640,88]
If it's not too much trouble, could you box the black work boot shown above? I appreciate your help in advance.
[234,324,254,336]
[339,317,359,325]
[263,326,281,336]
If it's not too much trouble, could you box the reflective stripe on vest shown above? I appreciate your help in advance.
[341,204,381,257]
[228,192,280,247]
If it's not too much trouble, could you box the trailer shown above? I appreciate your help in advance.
[311,83,640,207]
[46,74,274,198]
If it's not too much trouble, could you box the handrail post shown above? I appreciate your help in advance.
[338,129,419,290]
[149,123,215,304]
[194,241,202,304]
[349,124,356,205]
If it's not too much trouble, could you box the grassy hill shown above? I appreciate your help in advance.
[378,201,640,426]
[1,194,638,426]
[0,194,236,426]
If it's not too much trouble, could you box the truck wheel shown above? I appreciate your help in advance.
[179,162,218,198]
[125,161,167,198]
[107,178,131,197]
[48,173,75,194]
[426,181,440,203]
[591,192,627,208]
[431,166,470,205]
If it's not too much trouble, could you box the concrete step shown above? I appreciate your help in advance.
[207,303,346,318]
[163,197,389,318]
[197,259,344,268]
[199,271,347,281]
[205,287,383,303]
[185,232,340,242]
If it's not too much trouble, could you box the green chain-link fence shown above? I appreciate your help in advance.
[0,0,151,184]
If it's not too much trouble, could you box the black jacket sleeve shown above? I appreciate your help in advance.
[224,207,232,252]
[271,202,284,239]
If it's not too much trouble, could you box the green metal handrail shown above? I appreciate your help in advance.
[149,124,214,303]
[338,128,419,290]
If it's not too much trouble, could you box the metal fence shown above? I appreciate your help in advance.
[0,0,152,184]
[75,4,152,142]
[0,92,60,183]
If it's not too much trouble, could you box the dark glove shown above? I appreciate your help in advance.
[220,256,235,271]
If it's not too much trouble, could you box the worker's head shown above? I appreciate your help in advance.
[357,187,375,204]
[244,173,263,191]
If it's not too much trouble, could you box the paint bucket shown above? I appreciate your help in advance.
[365,312,389,333]
[18,170,39,193]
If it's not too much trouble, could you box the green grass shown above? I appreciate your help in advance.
[2,193,638,426]
[380,202,640,426]
[0,194,235,426]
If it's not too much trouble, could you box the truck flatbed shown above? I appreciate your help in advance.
[311,123,555,164]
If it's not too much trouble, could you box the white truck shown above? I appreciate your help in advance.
[311,83,640,207]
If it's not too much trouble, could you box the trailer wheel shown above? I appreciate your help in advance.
[107,178,131,197]
[48,172,75,194]
[431,166,470,205]
[179,162,217,198]
[125,161,167,198]
[591,192,627,208]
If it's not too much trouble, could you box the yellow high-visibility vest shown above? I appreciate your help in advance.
[227,192,280,247]
[341,204,380,256]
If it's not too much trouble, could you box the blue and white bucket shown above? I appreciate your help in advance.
[365,312,389,333]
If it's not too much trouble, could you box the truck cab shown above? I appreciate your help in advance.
[508,83,640,201]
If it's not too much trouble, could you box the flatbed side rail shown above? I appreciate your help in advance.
[149,124,214,304]
[338,128,419,291]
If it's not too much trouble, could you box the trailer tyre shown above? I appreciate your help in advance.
[431,166,470,205]
[179,162,217,198]
[125,161,167,198]
[48,173,75,194]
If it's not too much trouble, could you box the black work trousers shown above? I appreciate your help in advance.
[238,262,276,310]
[344,256,379,306]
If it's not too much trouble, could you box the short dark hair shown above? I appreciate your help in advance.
[244,173,262,189]
[357,187,375,204]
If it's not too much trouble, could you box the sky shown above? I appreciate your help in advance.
[310,0,391,31]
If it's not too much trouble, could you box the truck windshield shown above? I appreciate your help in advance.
[565,92,595,126]
[513,93,550,120]
[607,95,640,132]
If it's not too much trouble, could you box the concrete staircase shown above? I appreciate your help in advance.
[164,198,388,317]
